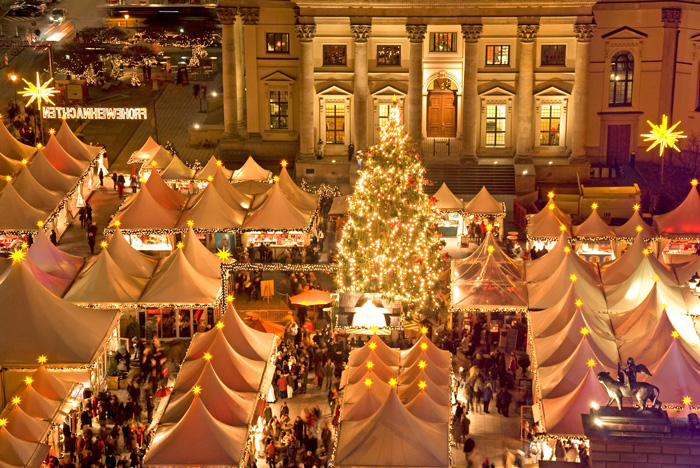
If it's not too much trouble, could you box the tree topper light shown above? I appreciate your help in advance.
[19,73,58,110]
[642,114,686,158]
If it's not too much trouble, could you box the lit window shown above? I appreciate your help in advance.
[266,33,289,53]
[378,104,390,129]
[323,45,347,66]
[486,45,509,66]
[485,105,506,147]
[540,104,561,146]
[609,51,633,106]
[325,104,345,144]
[429,33,457,52]
[269,91,288,130]
[541,45,566,66]
[377,45,401,66]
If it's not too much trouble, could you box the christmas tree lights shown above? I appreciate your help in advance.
[336,102,446,318]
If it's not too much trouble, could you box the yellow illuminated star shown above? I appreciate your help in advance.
[187,220,195,227]
[548,204,555,211]
[0,419,6,426]
[366,361,374,370]
[633,203,640,211]
[671,330,680,339]
[37,220,44,228]
[207,175,213,182]
[281,160,288,168]
[564,246,571,253]
[580,327,589,336]
[587,359,596,368]
[653,275,660,282]
[48,128,56,135]
[642,114,686,158]
[176,242,184,249]
[226,295,233,303]
[487,245,494,253]
[192,385,202,395]
[388,377,397,387]
[570,274,577,282]
[591,202,598,210]
[635,225,643,233]
[643,248,650,256]
[100,241,108,248]
[150,160,157,167]
[370,326,378,334]
[420,342,428,351]
[203,352,212,360]
[11,396,20,405]
[216,248,231,262]
[4,175,11,182]
[10,249,26,264]
[420,326,428,334]
[21,159,27,165]
[547,191,555,199]
[418,380,427,390]
[559,224,567,232]
[692,179,699,187]
[368,342,377,350]
[216,321,225,329]
[486,224,493,232]
[24,377,33,385]
[113,220,121,227]
[575,299,583,307]
[273,175,280,183]
[418,360,427,369]
[364,378,373,387]
[683,396,692,405]
[37,355,47,364]
[19,72,58,110]
[216,160,223,167]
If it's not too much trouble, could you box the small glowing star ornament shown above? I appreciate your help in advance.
[563,246,571,253]
[10,249,26,264]
[11,397,20,405]
[215,160,223,167]
[150,160,157,167]
[418,380,427,390]
[19,72,58,110]
[216,248,231,262]
[642,114,686,158]
[587,359,596,368]
[366,361,374,369]
[37,221,44,228]
[37,355,47,364]
[192,385,202,395]
[280,160,288,168]
[388,378,397,387]
[273,176,280,183]
[100,241,108,248]
[21,159,27,165]
[215,321,225,329]
[203,352,212,360]
[176,242,184,249]
[547,191,555,199]
[420,326,428,334]
[559,224,567,232]
[187,220,195,227]
[633,203,640,211]
[368,342,377,350]
[635,225,643,233]
[486,224,493,232]
[642,248,650,256]
[24,377,33,385]
[671,330,680,339]
[113,220,121,227]
[580,327,589,336]
[363,378,373,387]
[226,295,233,303]
[370,326,378,334]
[653,275,660,282]
[591,202,598,210]
[692,179,699,187]
[683,396,692,405]
[418,360,427,369]
[48,128,56,135]
[548,204,555,211]
[207,175,213,182]
[575,299,583,307]
[0,419,6,427]
[4,175,11,182]
[487,245,495,253]
[569,274,577,282]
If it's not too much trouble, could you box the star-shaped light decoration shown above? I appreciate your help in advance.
[215,160,223,167]
[217,248,231,262]
[11,396,20,405]
[559,224,567,232]
[4,176,11,182]
[683,396,692,405]
[192,385,202,395]
[281,160,288,168]
[10,249,26,264]
[548,204,555,211]
[186,220,195,227]
[388,377,397,387]
[564,246,571,253]
[176,242,184,249]
[671,330,680,339]
[37,355,47,364]
[486,224,493,232]
[420,326,428,334]
[633,203,640,211]
[24,377,33,385]
[207,175,214,182]
[19,73,58,110]
[575,299,583,307]
[363,378,373,387]
[150,160,157,167]
[366,361,374,370]
[226,295,234,303]
[591,202,598,210]
[370,326,378,334]
[653,275,660,282]
[580,327,589,336]
[203,352,212,360]
[21,159,27,165]
[547,191,555,199]
[420,342,428,351]
[215,321,225,329]
[635,225,643,233]
[642,249,650,256]
[48,128,56,135]
[692,179,699,187]
[273,176,280,183]
[418,380,427,390]
[418,360,427,369]
[100,241,108,248]
[642,114,686,158]
[587,359,596,368]
[368,342,377,350]
[569,274,577,282]
[0,419,6,427]
[487,245,495,253]
[113,220,121,227]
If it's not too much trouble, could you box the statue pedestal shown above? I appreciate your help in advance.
[584,406,670,436]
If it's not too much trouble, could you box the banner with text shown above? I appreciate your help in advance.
[42,107,148,120]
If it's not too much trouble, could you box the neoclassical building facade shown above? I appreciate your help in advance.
[215,0,700,185]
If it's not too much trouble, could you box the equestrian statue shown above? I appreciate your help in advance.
[597,358,661,412]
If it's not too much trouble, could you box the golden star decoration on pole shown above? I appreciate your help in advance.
[642,114,686,158]
[19,72,58,110]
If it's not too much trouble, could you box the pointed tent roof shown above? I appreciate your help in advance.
[175,349,262,394]
[0,184,48,231]
[542,368,609,436]
[210,168,252,210]
[348,335,400,367]
[0,426,49,468]
[400,335,452,368]
[28,229,84,280]
[463,186,505,215]
[277,167,318,213]
[155,227,220,279]
[236,180,275,197]
[130,137,161,163]
[617,310,682,367]
[614,209,657,239]
[231,156,270,182]
[526,231,579,283]
[144,170,187,211]
[177,184,245,231]
[109,184,180,231]
[639,340,700,404]
[604,263,683,313]
[22,256,73,297]
[64,250,148,304]
[654,184,700,236]
[27,366,73,401]
[341,359,398,388]
[0,124,35,161]
[159,156,195,181]
[343,372,393,405]
[433,183,463,211]
[398,358,450,387]
[40,137,87,177]
[530,286,613,340]
[573,206,615,238]
[106,227,158,278]
[609,288,669,341]
[140,249,220,305]
[186,314,273,364]
[453,231,522,280]
[0,261,118,367]
[528,205,571,239]
[404,389,452,424]
[56,121,101,163]
[243,183,312,230]
[341,382,387,422]
[452,255,528,310]
[27,151,75,193]
[14,384,60,420]
[143,396,247,468]
[195,156,233,181]
[335,391,449,468]
[144,146,174,172]
[0,153,24,176]
[12,169,62,212]
[600,234,654,285]
[0,404,49,443]
[398,375,450,406]
[527,260,605,311]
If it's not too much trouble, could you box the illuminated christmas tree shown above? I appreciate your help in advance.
[336,101,447,318]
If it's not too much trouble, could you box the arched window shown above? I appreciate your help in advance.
[609,51,634,106]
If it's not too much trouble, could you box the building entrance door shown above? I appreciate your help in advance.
[606,124,631,165]
[427,90,457,138]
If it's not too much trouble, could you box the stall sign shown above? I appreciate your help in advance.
[42,106,148,120]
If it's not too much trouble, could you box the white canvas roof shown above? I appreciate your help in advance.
[398,375,450,406]
[0,426,49,468]
[26,366,73,401]
[400,335,452,368]
[343,373,393,406]
[177,183,245,230]
[209,168,252,210]
[195,156,233,181]
[56,121,101,163]
[154,227,220,280]
[106,227,158,278]
[0,184,48,231]
[600,234,655,285]
[341,359,398,388]
[527,259,604,310]
[183,328,267,378]
[12,384,60,420]
[243,182,311,231]
[144,146,174,172]
[463,186,504,215]
[638,340,700,404]
[573,207,614,238]
[12,169,62,213]
[526,231,596,283]
[144,170,188,211]
[452,256,528,310]
[329,196,349,215]
[604,262,683,313]
[404,390,452,424]
[277,167,318,213]
[433,183,463,211]
[341,381,389,422]
[40,137,88,177]
[453,231,522,280]
[348,336,400,367]
[398,359,450,386]
[140,249,220,305]
[0,260,118,367]
[529,286,612,340]
[110,184,180,231]
[617,310,684,367]
[0,124,35,162]
[175,351,261,394]
[654,184,700,236]
[335,390,449,468]
[0,153,23,176]
[27,151,76,193]
[0,404,49,443]
[20,256,74,297]
[614,209,657,239]
[28,229,84,281]
[130,137,160,163]
[159,156,195,181]
[231,156,270,182]
[528,206,571,239]
[143,396,247,468]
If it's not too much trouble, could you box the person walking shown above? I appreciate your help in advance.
[452,413,465,448]
[323,359,335,390]
[318,229,325,252]
[50,229,57,245]
[78,206,87,229]
[111,172,118,190]
[463,435,476,467]
[99,168,104,186]
[85,202,93,224]
[347,143,355,162]
[87,222,97,254]
[482,382,493,414]
[265,439,276,468]
[130,177,138,193]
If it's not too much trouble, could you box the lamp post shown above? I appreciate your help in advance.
[9,73,17,107]
[688,273,700,296]
[124,14,129,28]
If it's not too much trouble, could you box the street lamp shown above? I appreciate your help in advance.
[124,14,129,28]
[9,73,17,107]
[688,272,700,296]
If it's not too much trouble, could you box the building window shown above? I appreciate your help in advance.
[266,33,289,53]
[486,45,510,66]
[323,45,347,66]
[540,104,561,146]
[269,91,288,130]
[325,104,345,144]
[485,105,506,147]
[541,45,566,66]
[377,45,401,66]
[609,51,634,106]
[429,32,457,52]
[378,104,390,129]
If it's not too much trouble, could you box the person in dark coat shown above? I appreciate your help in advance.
[87,222,97,254]
[482,383,493,413]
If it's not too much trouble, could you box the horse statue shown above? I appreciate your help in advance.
[597,372,661,412]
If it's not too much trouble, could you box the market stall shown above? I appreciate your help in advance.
[463,186,506,241]
[654,180,700,264]
[432,183,463,238]
[231,156,271,182]
[572,203,616,263]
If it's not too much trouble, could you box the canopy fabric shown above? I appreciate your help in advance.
[12,169,62,212]
[404,390,452,423]
[144,146,174,172]
[527,257,604,310]
[617,310,682,367]
[614,210,657,239]
[243,183,311,231]
[195,156,233,181]
[0,261,118,367]
[604,263,684,313]
[342,373,393,406]
[231,156,270,182]
[528,206,571,239]
[56,121,101,163]
[12,383,60,420]
[210,169,253,210]
[452,255,528,310]
[0,153,24,176]
[64,250,148,304]
[130,137,160,163]
[329,196,349,215]
[573,207,614,238]
[400,336,452,368]
[335,391,449,468]
[672,254,700,284]
[453,231,522,281]
[341,383,387,421]
[177,183,245,230]
[341,359,398,388]
[600,234,654,285]
[433,183,463,211]
[184,327,266,376]
[654,185,700,236]
[235,180,274,197]
[143,397,247,468]
[27,366,73,401]
[0,124,35,161]
[0,426,49,468]
[290,289,333,306]
[106,227,158,278]
[159,156,195,181]
[20,256,74,297]
[109,184,180,230]
[175,353,261,394]
[144,170,187,211]
[348,336,400,367]
[638,340,700,404]
[463,186,504,215]
[525,232,599,284]
[0,184,48,231]
[398,358,450,386]
[40,138,88,177]
[27,151,76,193]
[277,167,318,214]
[28,229,84,280]
[0,405,49,443]
[140,249,220,305]
[397,375,450,406]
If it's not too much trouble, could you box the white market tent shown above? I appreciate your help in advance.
[28,229,84,283]
[603,262,682,313]
[231,156,271,182]
[177,183,245,231]
[452,255,528,310]
[529,286,612,340]
[341,359,398,388]
[12,169,62,212]
[40,137,88,177]
[348,335,400,367]
[28,151,76,193]
[143,146,173,173]
[453,231,522,280]
[109,184,181,231]
[242,182,312,231]
[55,121,102,163]
[654,183,700,237]
[195,156,233,181]
[0,124,35,162]
[341,381,388,422]
[209,168,253,210]
[399,357,450,386]
[573,206,615,239]
[528,206,571,239]
[159,156,195,181]
[527,260,605,311]
[144,170,188,211]
[0,154,24,176]
[0,425,49,468]
[129,137,160,165]
[599,234,656,285]
[638,340,700,404]
[433,183,463,211]
[277,167,318,214]
[0,404,50,443]
[400,336,452,368]
[525,231,597,283]
[105,227,159,278]
[463,186,505,217]
[0,185,48,232]
[614,208,657,240]
[404,389,451,423]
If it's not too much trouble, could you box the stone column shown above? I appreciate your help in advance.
[240,7,260,138]
[295,24,316,160]
[570,23,596,164]
[351,25,371,151]
[461,24,483,164]
[406,25,427,145]
[514,24,539,164]
[659,8,681,120]
[216,7,239,139]
[234,11,246,136]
